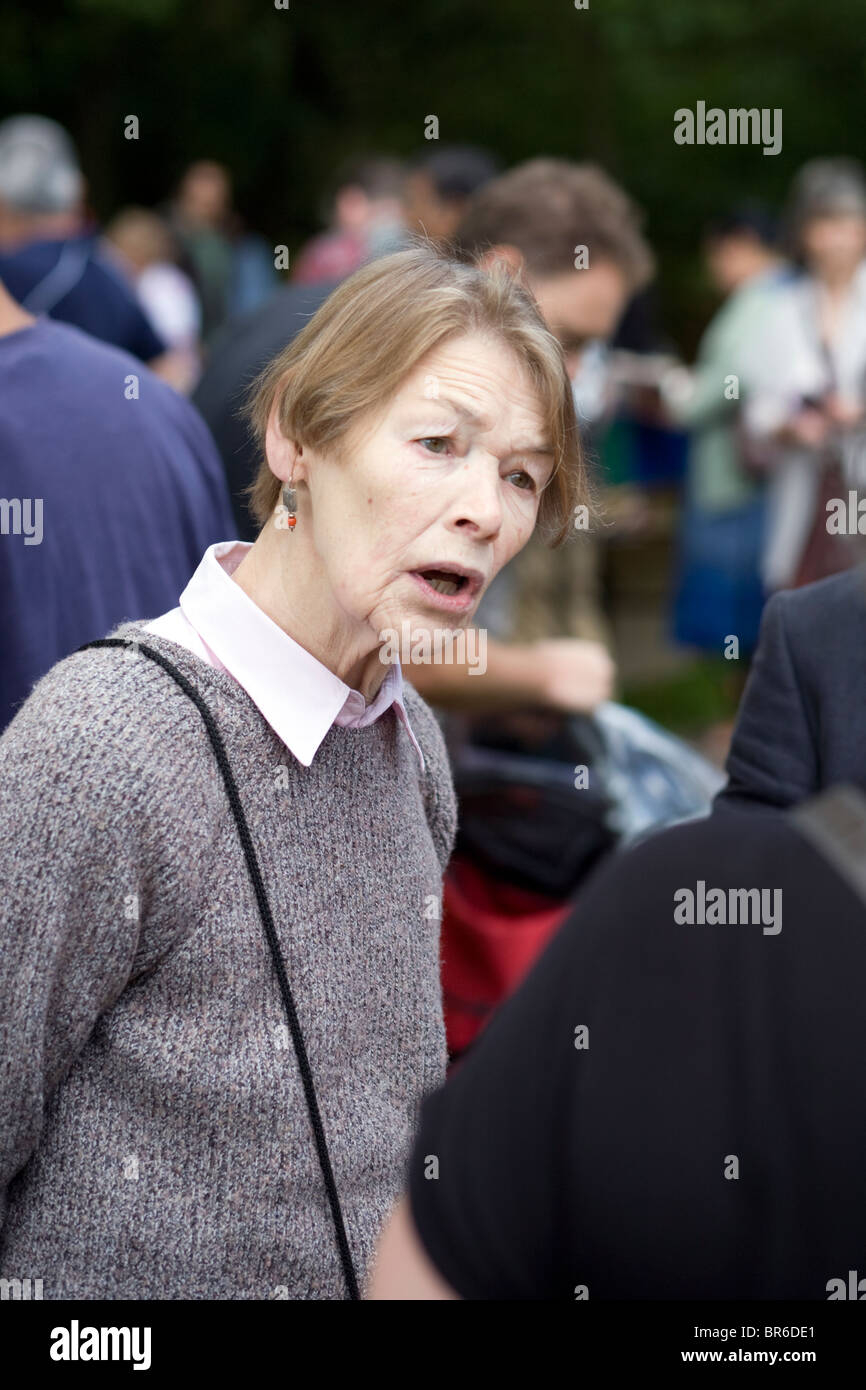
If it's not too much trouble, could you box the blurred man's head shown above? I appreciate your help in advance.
[703,204,779,296]
[175,161,232,229]
[785,158,866,283]
[0,115,84,246]
[453,158,654,377]
[326,157,406,238]
[104,207,179,273]
[403,146,500,244]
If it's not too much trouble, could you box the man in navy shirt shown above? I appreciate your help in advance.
[0,115,165,362]
[0,276,235,731]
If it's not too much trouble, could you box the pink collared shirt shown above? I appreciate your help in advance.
[144,540,425,771]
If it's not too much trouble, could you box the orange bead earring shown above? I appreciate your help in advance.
[274,473,298,531]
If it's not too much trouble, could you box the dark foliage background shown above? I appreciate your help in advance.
[0,0,860,348]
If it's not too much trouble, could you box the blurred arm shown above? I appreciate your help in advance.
[367,1196,458,1300]
[406,636,614,714]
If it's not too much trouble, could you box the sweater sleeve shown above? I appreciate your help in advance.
[0,650,214,1234]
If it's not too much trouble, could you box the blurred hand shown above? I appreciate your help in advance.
[784,407,830,448]
[533,638,616,713]
[825,393,864,428]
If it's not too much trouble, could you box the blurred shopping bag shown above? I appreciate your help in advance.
[590,700,725,844]
[442,702,724,1061]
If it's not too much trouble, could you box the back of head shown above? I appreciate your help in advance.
[411,146,500,203]
[0,114,83,215]
[452,157,654,291]
[580,799,866,1297]
[105,207,177,269]
[705,201,778,249]
[325,156,407,218]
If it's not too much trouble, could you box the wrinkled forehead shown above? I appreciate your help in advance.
[399,331,549,432]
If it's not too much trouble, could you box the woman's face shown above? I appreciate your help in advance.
[287,330,554,645]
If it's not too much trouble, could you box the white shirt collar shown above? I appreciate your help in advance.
[148,541,426,772]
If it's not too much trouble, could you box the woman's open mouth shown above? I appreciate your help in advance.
[409,565,483,614]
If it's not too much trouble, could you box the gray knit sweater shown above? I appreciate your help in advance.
[0,619,457,1299]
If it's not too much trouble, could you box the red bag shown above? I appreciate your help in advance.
[441,853,572,1063]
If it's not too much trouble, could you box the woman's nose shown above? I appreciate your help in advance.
[451,460,504,539]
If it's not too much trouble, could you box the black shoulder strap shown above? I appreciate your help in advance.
[77,636,360,1300]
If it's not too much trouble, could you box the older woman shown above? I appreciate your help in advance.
[0,246,585,1300]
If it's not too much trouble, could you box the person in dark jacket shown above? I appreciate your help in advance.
[370,787,866,1299]
[715,565,866,813]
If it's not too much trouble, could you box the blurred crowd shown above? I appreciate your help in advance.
[4,112,866,731]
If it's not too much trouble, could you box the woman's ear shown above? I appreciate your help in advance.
[265,404,305,485]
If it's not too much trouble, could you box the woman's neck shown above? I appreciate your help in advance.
[0,282,35,337]
[819,263,860,297]
[230,525,388,701]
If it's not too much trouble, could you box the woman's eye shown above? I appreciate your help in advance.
[418,437,451,455]
[507,469,537,492]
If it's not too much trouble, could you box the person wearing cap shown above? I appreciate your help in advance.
[0,273,235,733]
[369,788,866,1299]
[742,157,866,592]
[0,114,167,363]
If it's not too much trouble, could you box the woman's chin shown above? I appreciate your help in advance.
[376,608,478,668]
[407,606,473,634]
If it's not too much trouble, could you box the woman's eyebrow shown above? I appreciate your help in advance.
[431,395,552,455]
[514,442,554,457]
[433,396,485,427]
[410,395,481,428]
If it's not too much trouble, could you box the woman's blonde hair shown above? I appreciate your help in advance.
[244,243,588,546]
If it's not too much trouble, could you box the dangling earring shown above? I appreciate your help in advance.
[274,471,298,531]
